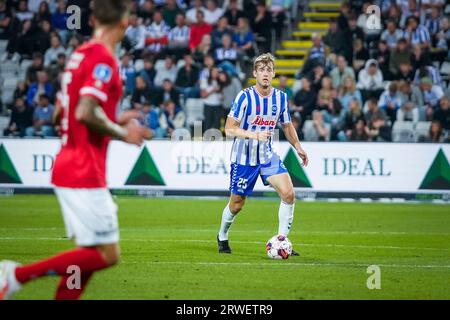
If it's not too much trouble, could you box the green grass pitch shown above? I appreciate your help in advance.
[0,195,449,300]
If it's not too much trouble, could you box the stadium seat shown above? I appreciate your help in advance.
[275,49,308,57]
[414,121,431,142]
[185,98,204,127]
[392,121,415,142]
[134,59,144,72]
[308,2,342,11]
[303,12,340,20]
[281,40,313,49]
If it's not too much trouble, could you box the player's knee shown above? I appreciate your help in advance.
[230,199,245,214]
[281,189,295,204]
[97,245,120,266]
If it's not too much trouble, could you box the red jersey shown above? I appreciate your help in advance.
[51,40,123,188]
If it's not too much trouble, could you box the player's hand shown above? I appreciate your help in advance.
[253,131,272,142]
[123,120,152,146]
[296,146,309,167]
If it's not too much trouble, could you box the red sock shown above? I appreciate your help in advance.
[55,271,93,300]
[15,248,108,284]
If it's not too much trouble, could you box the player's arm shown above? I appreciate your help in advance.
[225,116,271,141]
[281,122,308,166]
[75,96,151,145]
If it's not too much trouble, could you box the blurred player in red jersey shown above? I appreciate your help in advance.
[0,0,151,300]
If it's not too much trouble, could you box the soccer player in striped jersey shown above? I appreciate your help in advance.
[217,53,309,255]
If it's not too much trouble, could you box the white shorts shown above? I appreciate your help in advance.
[54,187,119,247]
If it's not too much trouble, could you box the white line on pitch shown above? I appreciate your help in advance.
[0,237,448,252]
[123,261,450,269]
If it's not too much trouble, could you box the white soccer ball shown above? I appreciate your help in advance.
[266,235,293,260]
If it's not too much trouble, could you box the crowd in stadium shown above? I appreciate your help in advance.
[0,0,449,142]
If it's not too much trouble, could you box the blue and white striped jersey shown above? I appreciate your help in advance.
[228,86,291,166]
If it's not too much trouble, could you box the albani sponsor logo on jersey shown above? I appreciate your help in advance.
[251,116,276,126]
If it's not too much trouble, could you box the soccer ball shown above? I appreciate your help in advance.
[266,235,293,259]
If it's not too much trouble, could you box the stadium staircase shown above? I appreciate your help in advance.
[247,1,343,87]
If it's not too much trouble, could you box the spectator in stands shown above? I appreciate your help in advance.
[6,19,34,61]
[397,101,419,122]
[119,52,136,96]
[13,80,28,102]
[200,66,223,130]
[154,55,178,88]
[34,19,53,55]
[189,10,212,51]
[267,0,288,41]
[337,99,365,141]
[64,33,83,58]
[323,18,352,63]
[422,120,444,142]
[44,34,66,67]
[215,33,238,66]
[211,16,232,49]
[218,69,241,114]
[33,1,51,26]
[131,76,153,110]
[48,53,66,89]
[25,93,55,137]
[233,18,255,62]
[321,90,344,140]
[378,81,402,123]
[352,38,369,73]
[125,13,146,59]
[26,52,44,84]
[26,70,53,107]
[433,17,450,62]
[51,0,69,45]
[424,5,441,40]
[250,1,272,53]
[175,53,200,100]
[419,77,444,120]
[138,0,156,24]
[413,65,442,87]
[349,119,369,141]
[16,0,34,22]
[398,80,423,108]
[223,0,245,29]
[364,97,390,142]
[277,75,293,102]
[186,0,206,25]
[410,44,431,72]
[3,97,32,137]
[167,13,190,59]
[293,77,317,121]
[317,76,335,111]
[381,19,404,49]
[357,59,384,102]
[373,40,391,80]
[330,55,355,89]
[162,0,181,28]
[204,0,223,26]
[338,75,362,111]
[154,78,180,108]
[199,53,215,80]
[158,100,186,138]
[433,96,450,132]
[139,104,162,137]
[144,10,171,58]
[302,33,326,76]
[304,110,330,141]
[347,13,364,43]
[389,38,410,79]
[404,15,431,49]
[0,0,12,40]
[139,55,156,89]
[192,33,213,64]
